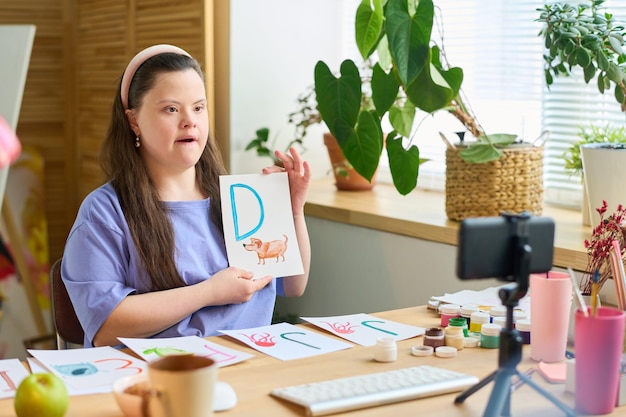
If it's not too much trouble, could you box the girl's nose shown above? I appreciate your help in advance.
[181,110,197,128]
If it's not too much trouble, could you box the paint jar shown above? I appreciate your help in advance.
[469,311,490,333]
[423,327,445,349]
[489,305,507,323]
[374,337,397,362]
[445,326,464,350]
[492,316,507,329]
[460,304,479,326]
[516,319,531,345]
[440,304,461,327]
[481,323,502,349]
[448,317,469,337]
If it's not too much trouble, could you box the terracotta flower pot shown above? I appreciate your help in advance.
[323,133,376,191]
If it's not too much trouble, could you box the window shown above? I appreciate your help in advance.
[380,0,626,212]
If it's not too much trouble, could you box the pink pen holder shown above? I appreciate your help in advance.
[529,271,572,363]
[575,306,625,415]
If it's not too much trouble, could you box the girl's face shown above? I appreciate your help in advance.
[126,69,209,178]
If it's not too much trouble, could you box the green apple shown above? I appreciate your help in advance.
[14,373,69,417]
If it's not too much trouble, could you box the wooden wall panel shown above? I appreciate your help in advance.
[0,0,220,263]
[0,0,70,263]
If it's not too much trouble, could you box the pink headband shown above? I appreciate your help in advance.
[120,44,191,109]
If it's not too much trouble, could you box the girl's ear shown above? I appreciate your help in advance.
[125,109,140,137]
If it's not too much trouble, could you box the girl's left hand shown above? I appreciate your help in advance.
[262,147,311,215]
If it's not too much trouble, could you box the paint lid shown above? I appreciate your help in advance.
[435,346,458,358]
[490,305,507,317]
[425,327,444,337]
[411,345,434,357]
[492,316,507,328]
[516,319,531,332]
[470,311,490,323]
[463,337,479,348]
[460,304,479,317]
[513,310,527,322]
[481,323,502,336]
[440,304,461,314]
[448,317,467,327]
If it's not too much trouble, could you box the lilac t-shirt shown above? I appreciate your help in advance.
[62,183,283,347]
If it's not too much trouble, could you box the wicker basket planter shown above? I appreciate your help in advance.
[445,144,544,221]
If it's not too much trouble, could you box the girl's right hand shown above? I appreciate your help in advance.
[205,266,273,305]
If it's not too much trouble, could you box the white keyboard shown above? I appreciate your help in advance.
[270,365,479,416]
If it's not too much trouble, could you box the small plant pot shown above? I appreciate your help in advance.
[581,143,626,226]
[323,133,376,191]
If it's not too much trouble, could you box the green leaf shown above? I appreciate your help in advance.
[609,34,624,55]
[355,0,384,60]
[459,144,503,164]
[371,63,400,117]
[389,100,416,137]
[342,111,384,181]
[606,62,623,84]
[598,72,606,93]
[256,127,269,142]
[476,133,517,146]
[615,84,625,107]
[387,133,421,195]
[597,52,609,71]
[576,47,591,67]
[385,0,432,86]
[314,60,362,146]
[583,63,596,83]
[405,59,455,113]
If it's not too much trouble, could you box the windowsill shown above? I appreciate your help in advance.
[304,178,590,272]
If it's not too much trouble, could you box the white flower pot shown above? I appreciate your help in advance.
[580,143,626,226]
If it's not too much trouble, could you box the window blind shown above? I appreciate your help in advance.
[541,1,626,209]
[380,0,546,192]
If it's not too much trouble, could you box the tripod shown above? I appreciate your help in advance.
[454,215,576,417]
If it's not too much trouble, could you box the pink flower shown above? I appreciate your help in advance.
[581,202,626,295]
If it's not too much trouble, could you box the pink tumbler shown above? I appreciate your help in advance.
[575,306,625,415]
[530,271,572,363]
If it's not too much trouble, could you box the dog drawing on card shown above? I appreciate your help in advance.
[243,234,288,264]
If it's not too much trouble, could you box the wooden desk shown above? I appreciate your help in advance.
[0,306,594,416]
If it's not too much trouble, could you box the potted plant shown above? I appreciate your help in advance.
[537,0,626,226]
[246,81,377,191]
[312,0,544,221]
[562,124,626,225]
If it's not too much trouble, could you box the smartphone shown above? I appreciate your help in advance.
[456,214,555,281]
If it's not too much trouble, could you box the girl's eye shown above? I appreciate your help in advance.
[195,105,205,112]
[165,106,177,113]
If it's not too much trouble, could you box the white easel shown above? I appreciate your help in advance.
[0,25,47,336]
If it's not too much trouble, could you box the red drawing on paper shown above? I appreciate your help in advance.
[322,321,358,334]
[202,344,237,363]
[243,234,288,265]
[241,332,276,347]
[0,371,16,391]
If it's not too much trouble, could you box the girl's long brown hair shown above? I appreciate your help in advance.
[100,52,227,291]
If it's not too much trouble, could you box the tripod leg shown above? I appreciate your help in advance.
[454,369,497,404]
[482,369,514,417]
[515,371,576,417]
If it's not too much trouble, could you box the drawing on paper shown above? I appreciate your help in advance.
[142,347,189,357]
[241,332,276,347]
[322,321,358,334]
[53,363,98,376]
[243,234,288,264]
